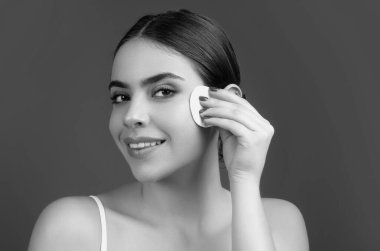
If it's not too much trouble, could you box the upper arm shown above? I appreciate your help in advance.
[28,196,100,251]
[263,198,309,251]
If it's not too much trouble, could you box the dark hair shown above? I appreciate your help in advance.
[114,9,241,167]
[114,9,240,88]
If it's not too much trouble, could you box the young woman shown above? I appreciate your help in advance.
[28,9,309,251]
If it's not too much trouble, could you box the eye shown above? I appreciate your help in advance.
[153,87,176,98]
[110,93,129,104]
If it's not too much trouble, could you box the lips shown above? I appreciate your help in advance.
[128,140,165,150]
[123,136,166,158]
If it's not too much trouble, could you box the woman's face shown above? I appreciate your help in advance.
[109,38,216,182]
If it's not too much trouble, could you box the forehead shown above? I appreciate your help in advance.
[111,39,204,87]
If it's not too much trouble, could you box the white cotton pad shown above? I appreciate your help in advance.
[189,86,211,128]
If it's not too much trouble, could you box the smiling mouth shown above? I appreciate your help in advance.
[127,140,166,150]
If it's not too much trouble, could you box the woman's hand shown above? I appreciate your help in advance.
[199,86,275,185]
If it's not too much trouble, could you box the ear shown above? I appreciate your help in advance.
[224,83,243,97]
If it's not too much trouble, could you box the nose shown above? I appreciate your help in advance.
[123,97,150,129]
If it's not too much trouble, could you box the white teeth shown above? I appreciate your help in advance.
[128,141,163,149]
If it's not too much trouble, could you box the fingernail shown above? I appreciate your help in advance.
[199,108,207,113]
[199,96,208,101]
[209,87,219,92]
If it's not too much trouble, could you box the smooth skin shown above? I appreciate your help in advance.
[28,39,309,251]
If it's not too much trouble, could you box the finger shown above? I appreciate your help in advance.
[200,97,270,127]
[208,88,249,107]
[208,88,271,124]
[200,106,268,132]
[202,116,250,138]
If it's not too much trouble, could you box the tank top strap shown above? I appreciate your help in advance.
[89,195,108,251]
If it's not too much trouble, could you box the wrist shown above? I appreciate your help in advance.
[228,170,261,187]
[229,176,261,198]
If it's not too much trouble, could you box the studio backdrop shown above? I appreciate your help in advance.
[1,0,379,250]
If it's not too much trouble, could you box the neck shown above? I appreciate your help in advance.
[138,138,230,233]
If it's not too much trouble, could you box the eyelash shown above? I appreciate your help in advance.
[110,93,129,104]
[155,87,176,97]
[110,87,176,104]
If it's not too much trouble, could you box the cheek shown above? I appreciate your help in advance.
[153,100,206,151]
[154,99,197,132]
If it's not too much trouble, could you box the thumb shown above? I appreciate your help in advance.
[219,128,233,143]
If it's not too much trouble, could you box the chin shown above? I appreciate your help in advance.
[129,163,178,183]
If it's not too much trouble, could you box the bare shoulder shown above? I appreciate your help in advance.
[262,198,309,251]
[28,196,100,251]
[262,198,304,222]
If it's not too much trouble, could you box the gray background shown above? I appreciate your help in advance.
[1,0,379,250]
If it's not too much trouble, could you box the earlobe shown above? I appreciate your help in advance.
[224,83,243,97]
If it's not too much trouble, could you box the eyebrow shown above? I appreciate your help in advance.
[108,72,185,90]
